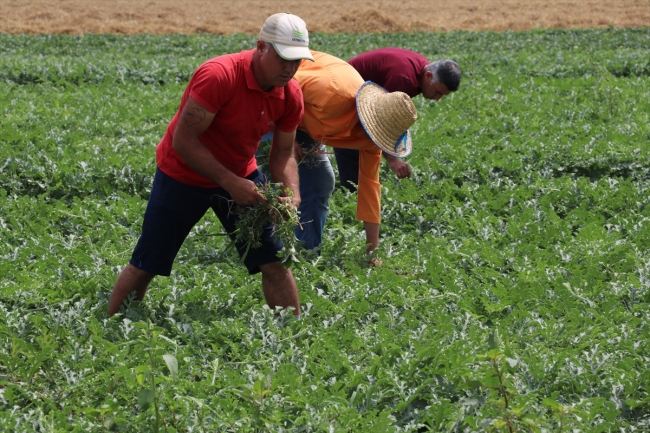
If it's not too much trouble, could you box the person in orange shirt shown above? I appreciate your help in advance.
[292,50,417,256]
[338,49,461,191]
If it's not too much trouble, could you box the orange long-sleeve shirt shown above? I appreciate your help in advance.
[293,50,383,224]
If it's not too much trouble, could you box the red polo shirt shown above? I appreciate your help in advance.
[347,48,429,97]
[156,49,304,188]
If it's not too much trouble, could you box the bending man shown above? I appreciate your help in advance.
[292,50,417,255]
[336,48,462,191]
[109,13,313,317]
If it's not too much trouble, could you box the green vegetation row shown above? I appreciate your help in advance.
[1,28,649,87]
[1,29,649,431]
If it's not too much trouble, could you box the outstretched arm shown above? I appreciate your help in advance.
[172,96,265,206]
[384,153,412,179]
[363,222,383,266]
[363,221,380,252]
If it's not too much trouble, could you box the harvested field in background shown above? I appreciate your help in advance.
[1,0,648,34]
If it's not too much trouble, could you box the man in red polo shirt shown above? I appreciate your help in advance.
[335,48,461,191]
[108,13,313,317]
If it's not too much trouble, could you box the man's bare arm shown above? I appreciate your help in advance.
[268,129,301,209]
[363,221,380,252]
[172,96,265,205]
[384,153,412,179]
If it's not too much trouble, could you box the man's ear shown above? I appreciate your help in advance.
[256,40,267,53]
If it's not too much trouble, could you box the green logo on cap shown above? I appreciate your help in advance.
[292,30,304,39]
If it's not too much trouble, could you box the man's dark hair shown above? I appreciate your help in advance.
[427,59,462,91]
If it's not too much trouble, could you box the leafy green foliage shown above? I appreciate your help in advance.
[230,183,301,266]
[1,28,649,431]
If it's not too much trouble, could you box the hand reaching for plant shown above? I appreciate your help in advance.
[230,183,302,266]
[224,177,267,206]
[275,194,301,214]
[270,195,300,225]
[386,155,412,179]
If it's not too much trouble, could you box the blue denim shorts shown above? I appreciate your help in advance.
[130,168,283,276]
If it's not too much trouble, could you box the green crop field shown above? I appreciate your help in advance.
[1,28,649,432]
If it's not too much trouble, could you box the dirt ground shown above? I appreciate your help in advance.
[1,0,648,34]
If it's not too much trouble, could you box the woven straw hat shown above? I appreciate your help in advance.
[356,81,417,158]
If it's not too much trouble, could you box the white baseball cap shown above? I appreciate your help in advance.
[259,13,314,61]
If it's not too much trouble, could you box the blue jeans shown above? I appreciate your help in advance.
[260,131,274,144]
[295,130,335,251]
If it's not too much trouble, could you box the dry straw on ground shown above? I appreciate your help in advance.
[1,0,648,34]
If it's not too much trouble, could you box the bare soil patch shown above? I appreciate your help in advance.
[1,0,648,34]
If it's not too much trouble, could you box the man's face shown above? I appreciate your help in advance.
[421,71,451,100]
[257,41,302,89]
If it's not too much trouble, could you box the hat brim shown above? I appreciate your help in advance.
[356,81,413,158]
[389,131,413,158]
[272,43,314,61]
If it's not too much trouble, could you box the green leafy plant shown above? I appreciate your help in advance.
[1,29,649,431]
[468,348,535,432]
[227,182,302,266]
[132,322,165,432]
[467,332,587,432]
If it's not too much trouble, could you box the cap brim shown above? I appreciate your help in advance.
[272,43,314,61]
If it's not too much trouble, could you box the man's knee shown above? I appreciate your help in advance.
[260,261,286,275]
[260,262,294,284]
[125,262,155,280]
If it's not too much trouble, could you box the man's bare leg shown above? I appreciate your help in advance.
[259,262,300,316]
[108,263,155,316]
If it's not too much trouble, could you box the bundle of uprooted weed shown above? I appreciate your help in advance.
[229,183,302,266]
[256,139,331,169]
[299,141,332,168]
